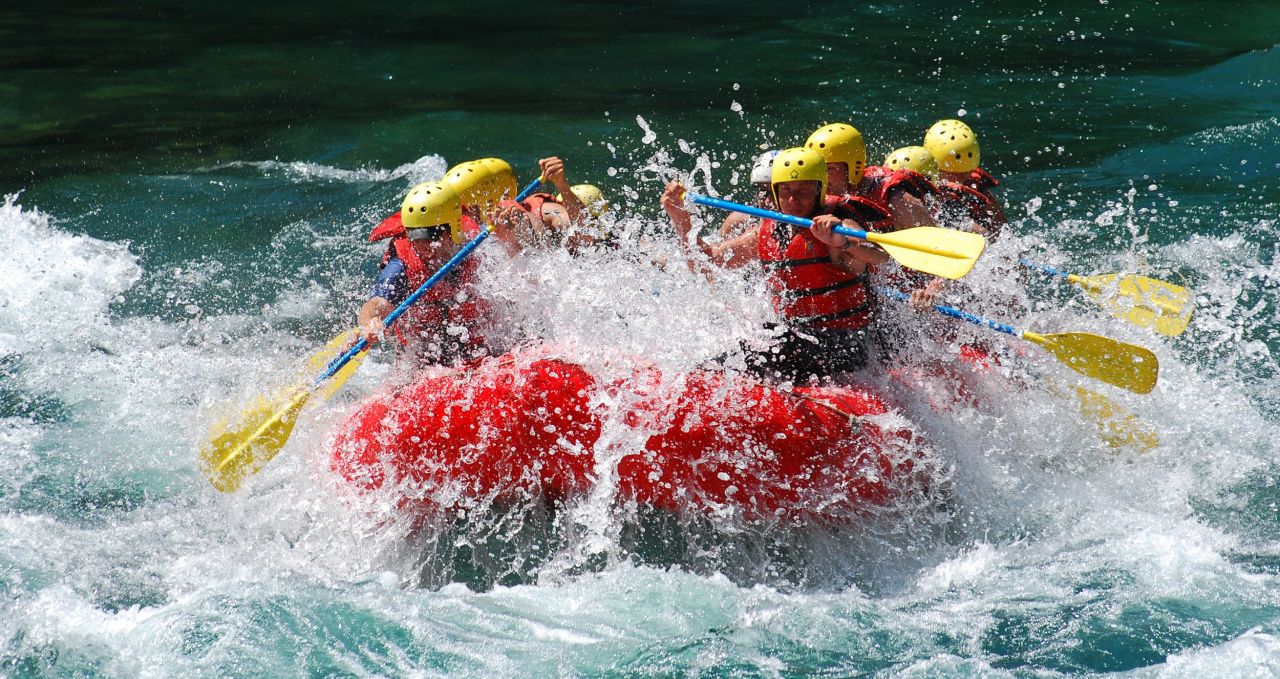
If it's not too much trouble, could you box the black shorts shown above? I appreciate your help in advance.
[742,324,869,384]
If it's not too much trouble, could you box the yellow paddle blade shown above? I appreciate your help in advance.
[199,386,312,493]
[1071,273,1194,337]
[305,329,367,400]
[867,227,986,280]
[1024,331,1159,394]
[1071,386,1159,452]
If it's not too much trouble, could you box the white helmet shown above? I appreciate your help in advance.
[749,150,780,184]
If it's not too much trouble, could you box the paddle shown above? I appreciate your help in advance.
[877,288,1159,394]
[515,175,545,202]
[1061,382,1159,452]
[686,193,986,280]
[199,225,497,493]
[1020,259,1194,337]
[304,328,368,400]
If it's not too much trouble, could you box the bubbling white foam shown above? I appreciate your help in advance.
[0,194,142,356]
[215,154,448,187]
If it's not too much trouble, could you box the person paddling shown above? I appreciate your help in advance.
[556,182,613,250]
[355,181,498,367]
[923,119,1007,241]
[365,157,514,245]
[487,156,602,252]
[803,123,938,233]
[805,123,948,308]
[661,147,890,382]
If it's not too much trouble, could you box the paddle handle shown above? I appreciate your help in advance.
[313,226,495,388]
[877,287,1021,338]
[1020,259,1072,280]
[687,193,869,242]
[1022,258,1105,292]
[514,176,545,202]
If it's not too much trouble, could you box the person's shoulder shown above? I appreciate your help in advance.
[827,195,889,223]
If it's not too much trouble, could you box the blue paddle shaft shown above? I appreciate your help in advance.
[1020,258,1070,279]
[515,177,543,202]
[313,227,494,388]
[687,193,869,241]
[877,287,1020,337]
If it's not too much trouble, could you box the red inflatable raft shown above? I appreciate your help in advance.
[330,348,938,522]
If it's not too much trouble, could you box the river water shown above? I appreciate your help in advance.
[3,2,1280,676]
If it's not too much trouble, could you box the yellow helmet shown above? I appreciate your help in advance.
[884,145,939,178]
[804,123,867,183]
[443,158,518,207]
[924,119,981,173]
[557,183,609,218]
[401,181,463,243]
[769,147,827,208]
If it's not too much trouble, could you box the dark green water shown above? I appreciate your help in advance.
[3,2,1280,676]
[6,2,1278,188]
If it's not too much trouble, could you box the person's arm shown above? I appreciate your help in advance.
[485,203,541,255]
[908,278,947,309]
[356,257,408,343]
[661,181,759,269]
[887,191,936,231]
[357,297,394,344]
[539,156,584,225]
[810,215,890,273]
[703,231,760,268]
[717,211,751,240]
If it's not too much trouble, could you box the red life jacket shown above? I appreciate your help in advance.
[934,168,1003,235]
[369,212,405,243]
[856,166,938,216]
[382,236,490,353]
[959,167,999,192]
[824,194,893,232]
[756,218,874,332]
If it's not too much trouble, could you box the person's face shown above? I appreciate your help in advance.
[754,183,774,209]
[826,162,850,192]
[410,227,454,256]
[776,181,820,217]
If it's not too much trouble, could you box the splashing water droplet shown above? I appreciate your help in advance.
[637,115,657,145]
